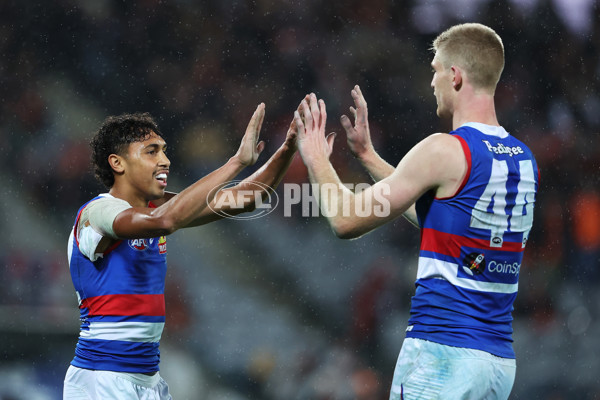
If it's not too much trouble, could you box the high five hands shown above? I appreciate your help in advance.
[295,85,371,167]
[295,93,337,166]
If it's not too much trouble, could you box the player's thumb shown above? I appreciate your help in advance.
[256,141,266,155]
[326,132,337,150]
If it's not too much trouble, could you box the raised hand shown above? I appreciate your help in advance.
[281,95,309,152]
[295,93,336,164]
[234,103,266,166]
[341,85,374,158]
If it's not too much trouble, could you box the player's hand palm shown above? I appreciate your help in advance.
[236,104,266,166]
[296,93,336,163]
[341,85,374,158]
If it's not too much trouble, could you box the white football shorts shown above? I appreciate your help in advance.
[63,365,172,400]
[389,338,516,400]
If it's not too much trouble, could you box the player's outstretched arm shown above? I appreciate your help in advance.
[296,94,466,239]
[185,109,302,225]
[111,104,266,238]
[342,85,420,227]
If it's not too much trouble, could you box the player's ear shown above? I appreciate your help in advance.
[451,66,463,90]
[108,154,125,174]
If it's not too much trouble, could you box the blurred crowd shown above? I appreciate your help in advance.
[2,0,600,399]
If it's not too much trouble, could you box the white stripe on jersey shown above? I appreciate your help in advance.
[80,321,165,342]
[417,257,519,294]
[462,122,509,138]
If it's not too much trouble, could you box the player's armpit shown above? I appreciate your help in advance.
[402,204,419,228]
[95,236,118,254]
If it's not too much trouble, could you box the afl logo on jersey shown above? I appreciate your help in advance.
[129,239,150,251]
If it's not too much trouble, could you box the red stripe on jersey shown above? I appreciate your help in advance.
[103,240,123,256]
[81,294,165,317]
[436,135,472,200]
[73,206,86,247]
[421,228,524,257]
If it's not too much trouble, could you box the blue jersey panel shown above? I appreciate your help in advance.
[72,338,160,373]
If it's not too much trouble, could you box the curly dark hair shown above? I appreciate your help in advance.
[90,112,162,188]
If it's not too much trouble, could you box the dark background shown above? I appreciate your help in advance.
[1,0,599,399]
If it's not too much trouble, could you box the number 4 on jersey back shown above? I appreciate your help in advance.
[470,159,536,248]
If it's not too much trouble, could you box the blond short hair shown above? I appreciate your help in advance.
[432,23,505,93]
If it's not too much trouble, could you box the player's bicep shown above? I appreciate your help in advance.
[87,197,133,239]
[111,207,172,239]
[383,133,465,217]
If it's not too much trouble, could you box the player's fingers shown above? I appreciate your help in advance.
[309,93,320,129]
[309,93,320,127]
[255,104,265,140]
[318,99,327,134]
[349,106,357,121]
[297,95,309,114]
[355,86,368,117]
[246,103,265,138]
[286,117,298,140]
[340,115,354,134]
[355,85,364,100]
[300,99,312,131]
[294,110,305,137]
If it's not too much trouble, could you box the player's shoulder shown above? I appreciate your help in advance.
[85,194,131,210]
[418,132,465,156]
[407,133,467,179]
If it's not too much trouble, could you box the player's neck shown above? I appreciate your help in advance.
[452,90,499,130]
[109,184,149,207]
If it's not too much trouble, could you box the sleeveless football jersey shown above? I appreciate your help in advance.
[68,196,168,373]
[406,123,539,358]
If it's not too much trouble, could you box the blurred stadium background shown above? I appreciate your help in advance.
[1,0,600,399]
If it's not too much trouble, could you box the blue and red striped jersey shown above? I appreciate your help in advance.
[68,196,168,373]
[406,123,539,358]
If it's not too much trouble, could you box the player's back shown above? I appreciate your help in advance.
[408,123,539,358]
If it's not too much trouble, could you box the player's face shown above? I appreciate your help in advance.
[430,54,453,119]
[122,132,170,203]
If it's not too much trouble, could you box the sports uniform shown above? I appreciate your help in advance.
[64,194,172,400]
[390,123,539,400]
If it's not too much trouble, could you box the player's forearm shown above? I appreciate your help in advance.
[184,143,297,224]
[356,148,395,182]
[151,156,246,231]
[245,141,296,191]
[306,159,362,238]
[227,142,297,212]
